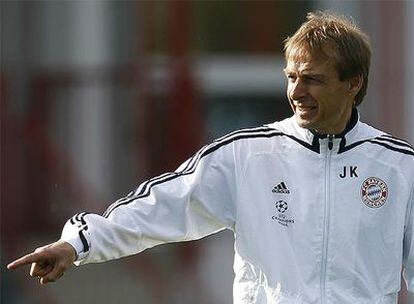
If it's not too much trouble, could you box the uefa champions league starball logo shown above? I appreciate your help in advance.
[272,200,294,227]
[361,177,388,208]
[275,200,288,213]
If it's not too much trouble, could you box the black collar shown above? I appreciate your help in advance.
[310,108,359,139]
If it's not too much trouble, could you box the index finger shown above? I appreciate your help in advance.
[7,252,42,270]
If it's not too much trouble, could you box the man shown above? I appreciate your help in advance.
[8,11,414,304]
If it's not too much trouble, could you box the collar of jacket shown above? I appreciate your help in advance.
[302,108,360,153]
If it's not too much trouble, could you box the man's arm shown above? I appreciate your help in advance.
[7,240,76,285]
[64,140,236,265]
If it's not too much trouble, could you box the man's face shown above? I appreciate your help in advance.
[284,54,355,135]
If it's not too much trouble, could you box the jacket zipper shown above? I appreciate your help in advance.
[321,135,333,304]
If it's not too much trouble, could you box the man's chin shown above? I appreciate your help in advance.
[295,116,317,130]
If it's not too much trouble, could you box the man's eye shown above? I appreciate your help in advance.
[287,75,296,82]
[304,76,321,84]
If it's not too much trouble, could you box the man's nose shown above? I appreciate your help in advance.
[289,79,307,100]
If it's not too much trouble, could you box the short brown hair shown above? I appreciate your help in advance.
[284,11,372,107]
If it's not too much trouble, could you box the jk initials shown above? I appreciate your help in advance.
[339,166,358,178]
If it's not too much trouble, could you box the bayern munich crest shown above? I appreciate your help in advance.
[360,177,388,208]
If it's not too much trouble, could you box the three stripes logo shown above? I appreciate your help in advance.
[272,182,290,194]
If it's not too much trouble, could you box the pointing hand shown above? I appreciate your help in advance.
[7,240,77,285]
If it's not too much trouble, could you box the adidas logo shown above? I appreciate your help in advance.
[272,182,290,194]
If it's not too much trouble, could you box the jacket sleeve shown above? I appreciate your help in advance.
[403,183,414,292]
[60,141,237,265]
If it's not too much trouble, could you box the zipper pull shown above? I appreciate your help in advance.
[328,135,334,150]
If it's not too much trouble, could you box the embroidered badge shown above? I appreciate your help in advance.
[360,177,388,208]
[272,200,295,227]
[275,200,288,213]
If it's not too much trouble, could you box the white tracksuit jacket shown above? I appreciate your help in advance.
[61,110,414,304]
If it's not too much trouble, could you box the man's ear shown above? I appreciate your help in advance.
[348,75,363,96]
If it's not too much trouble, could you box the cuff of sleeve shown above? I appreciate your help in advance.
[60,235,89,263]
[60,216,91,264]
